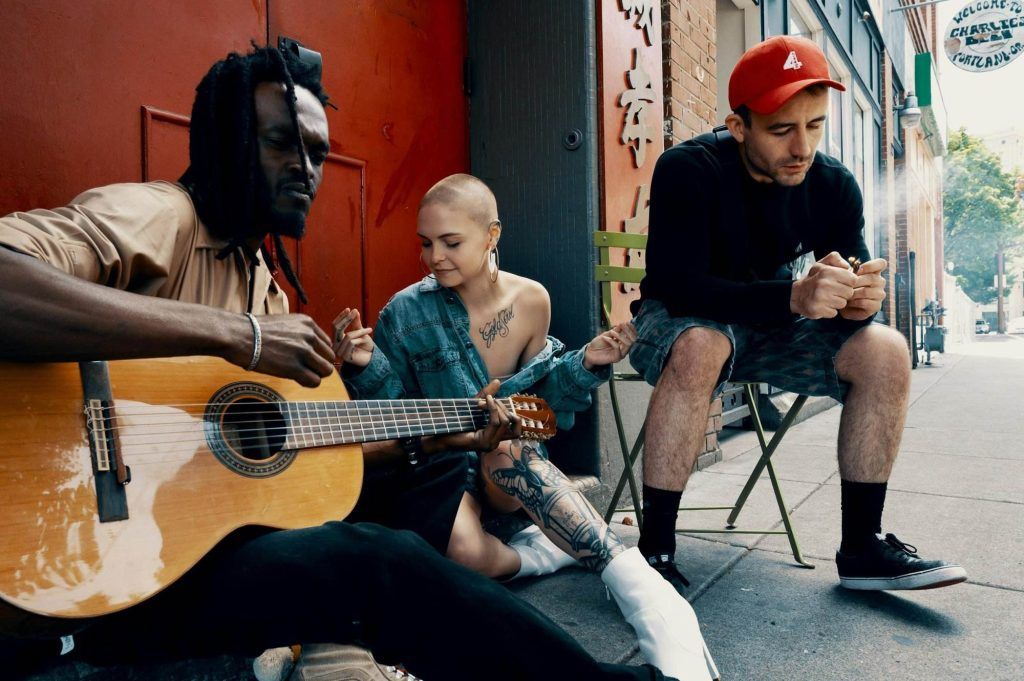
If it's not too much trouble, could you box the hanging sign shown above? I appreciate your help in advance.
[944,0,1024,72]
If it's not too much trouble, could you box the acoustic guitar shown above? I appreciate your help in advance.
[0,356,555,629]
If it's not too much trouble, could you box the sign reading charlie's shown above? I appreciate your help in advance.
[944,0,1024,72]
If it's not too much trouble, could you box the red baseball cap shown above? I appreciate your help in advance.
[728,35,845,115]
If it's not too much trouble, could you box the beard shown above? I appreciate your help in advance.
[256,175,309,239]
[742,142,810,187]
[268,205,307,239]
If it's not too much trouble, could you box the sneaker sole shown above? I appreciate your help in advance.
[839,565,967,591]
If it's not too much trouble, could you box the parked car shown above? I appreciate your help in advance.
[1007,317,1024,334]
[976,319,991,334]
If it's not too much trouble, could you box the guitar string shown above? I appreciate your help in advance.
[67,399,548,453]
[87,407,522,448]
[82,409,547,452]
[88,408,531,431]
[80,419,528,459]
[97,412,547,438]
[101,401,508,420]
[89,397,535,412]
[90,399,539,433]
[110,415,490,442]
[84,400,543,439]
[95,404,512,434]
[106,426,549,453]
[101,403,491,419]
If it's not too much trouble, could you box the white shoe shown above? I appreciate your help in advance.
[601,548,719,681]
[253,646,297,681]
[507,524,578,579]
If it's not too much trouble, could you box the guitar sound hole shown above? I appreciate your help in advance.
[221,398,286,461]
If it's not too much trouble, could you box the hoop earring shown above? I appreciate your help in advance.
[488,246,500,283]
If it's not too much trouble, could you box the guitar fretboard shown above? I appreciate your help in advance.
[279,398,501,449]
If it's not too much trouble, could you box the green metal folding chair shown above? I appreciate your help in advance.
[594,230,813,568]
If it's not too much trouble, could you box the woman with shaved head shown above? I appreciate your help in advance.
[334,174,719,681]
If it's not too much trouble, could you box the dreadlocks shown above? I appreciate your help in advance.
[180,44,331,304]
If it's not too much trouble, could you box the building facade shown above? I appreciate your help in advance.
[0,0,951,498]
[980,128,1024,174]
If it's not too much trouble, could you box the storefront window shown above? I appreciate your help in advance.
[828,85,844,160]
[789,11,813,40]
[854,100,876,258]
[853,102,865,188]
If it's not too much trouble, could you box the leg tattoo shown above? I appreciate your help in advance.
[490,443,626,572]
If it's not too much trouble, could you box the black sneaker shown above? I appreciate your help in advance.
[837,533,967,590]
[645,552,691,590]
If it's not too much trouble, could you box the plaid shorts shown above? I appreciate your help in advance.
[629,299,873,403]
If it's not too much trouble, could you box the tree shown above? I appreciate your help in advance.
[944,129,1024,306]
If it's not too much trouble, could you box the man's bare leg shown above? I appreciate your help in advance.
[639,328,731,567]
[832,324,965,589]
[834,324,911,482]
[832,324,910,554]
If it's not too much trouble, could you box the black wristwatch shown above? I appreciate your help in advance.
[399,437,424,467]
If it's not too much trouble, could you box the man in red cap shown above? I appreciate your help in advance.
[629,36,965,593]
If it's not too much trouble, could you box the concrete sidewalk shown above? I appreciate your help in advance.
[511,334,1024,680]
[21,336,1022,680]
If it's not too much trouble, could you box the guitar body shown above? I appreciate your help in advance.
[0,357,362,625]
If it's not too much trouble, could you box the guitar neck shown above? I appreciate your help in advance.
[279,397,505,449]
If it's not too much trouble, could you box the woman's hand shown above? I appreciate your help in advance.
[582,322,637,370]
[425,380,522,454]
[331,308,375,368]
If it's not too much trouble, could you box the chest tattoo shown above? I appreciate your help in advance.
[478,304,515,349]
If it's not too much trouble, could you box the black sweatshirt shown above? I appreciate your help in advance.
[636,129,871,325]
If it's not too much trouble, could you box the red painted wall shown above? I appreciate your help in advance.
[0,0,468,330]
[270,0,469,327]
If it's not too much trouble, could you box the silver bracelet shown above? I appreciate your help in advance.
[244,312,262,371]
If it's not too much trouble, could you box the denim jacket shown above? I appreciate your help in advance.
[344,276,610,432]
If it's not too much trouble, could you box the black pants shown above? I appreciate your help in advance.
[21,523,666,681]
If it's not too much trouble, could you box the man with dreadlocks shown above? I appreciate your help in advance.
[0,46,677,681]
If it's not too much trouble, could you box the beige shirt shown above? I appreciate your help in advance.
[0,181,287,315]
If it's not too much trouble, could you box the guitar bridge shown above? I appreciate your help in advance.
[80,361,129,522]
[85,399,113,472]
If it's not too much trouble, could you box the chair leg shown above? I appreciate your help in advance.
[726,389,813,568]
[604,380,646,529]
[727,390,808,527]
[764,457,814,568]
[604,430,646,526]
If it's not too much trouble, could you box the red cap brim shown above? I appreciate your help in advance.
[746,78,846,115]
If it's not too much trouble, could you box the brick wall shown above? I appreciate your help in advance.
[894,189,912,342]
[662,0,722,464]
[662,0,717,146]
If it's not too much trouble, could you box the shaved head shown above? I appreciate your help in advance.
[420,173,499,227]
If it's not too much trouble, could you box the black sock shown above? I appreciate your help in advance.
[840,479,888,554]
[638,485,682,559]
